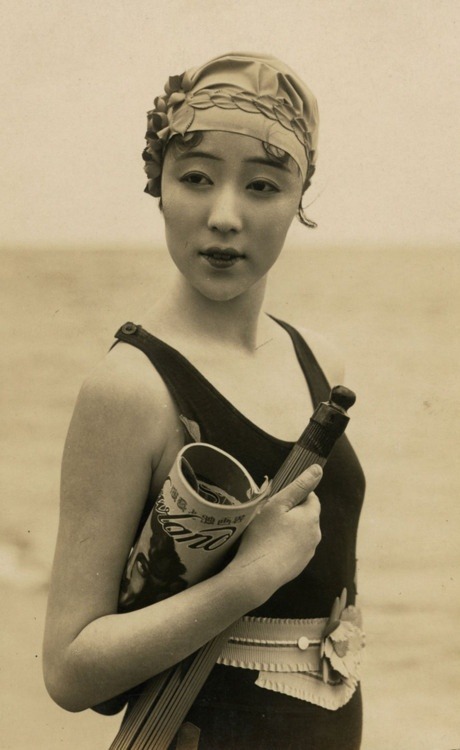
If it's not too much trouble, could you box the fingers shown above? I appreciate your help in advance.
[271,465,323,511]
[303,491,321,516]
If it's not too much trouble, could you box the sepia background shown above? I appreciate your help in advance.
[1,1,459,748]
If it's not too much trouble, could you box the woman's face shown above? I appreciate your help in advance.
[161,131,303,302]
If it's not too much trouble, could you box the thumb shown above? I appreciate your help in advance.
[271,465,323,511]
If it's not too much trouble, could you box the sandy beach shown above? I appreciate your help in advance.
[1,246,459,749]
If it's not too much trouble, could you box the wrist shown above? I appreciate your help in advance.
[220,558,274,611]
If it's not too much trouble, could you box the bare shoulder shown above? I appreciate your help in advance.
[61,340,184,531]
[75,341,180,457]
[85,339,172,409]
[295,325,346,387]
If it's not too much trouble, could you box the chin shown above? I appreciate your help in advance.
[192,279,258,303]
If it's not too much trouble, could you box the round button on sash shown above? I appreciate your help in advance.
[297,636,310,651]
[121,323,137,335]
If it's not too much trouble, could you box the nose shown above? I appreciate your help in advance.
[207,186,243,234]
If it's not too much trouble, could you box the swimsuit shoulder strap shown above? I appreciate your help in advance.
[269,316,331,403]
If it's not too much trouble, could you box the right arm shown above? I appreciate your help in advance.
[43,349,322,712]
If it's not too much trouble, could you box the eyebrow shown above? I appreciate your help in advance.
[243,156,291,172]
[175,151,223,162]
[175,151,291,172]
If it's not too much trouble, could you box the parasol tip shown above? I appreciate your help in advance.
[330,385,356,412]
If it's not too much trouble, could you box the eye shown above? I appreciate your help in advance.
[135,558,149,578]
[180,172,212,186]
[247,179,279,193]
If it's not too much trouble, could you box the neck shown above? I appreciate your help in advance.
[149,272,271,351]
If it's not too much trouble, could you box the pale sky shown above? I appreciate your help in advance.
[1,0,458,249]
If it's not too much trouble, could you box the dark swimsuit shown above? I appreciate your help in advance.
[112,319,366,749]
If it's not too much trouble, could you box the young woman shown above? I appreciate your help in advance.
[43,53,365,749]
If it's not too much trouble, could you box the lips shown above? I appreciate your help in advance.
[199,247,244,260]
[199,247,245,269]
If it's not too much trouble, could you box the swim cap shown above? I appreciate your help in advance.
[143,52,319,197]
